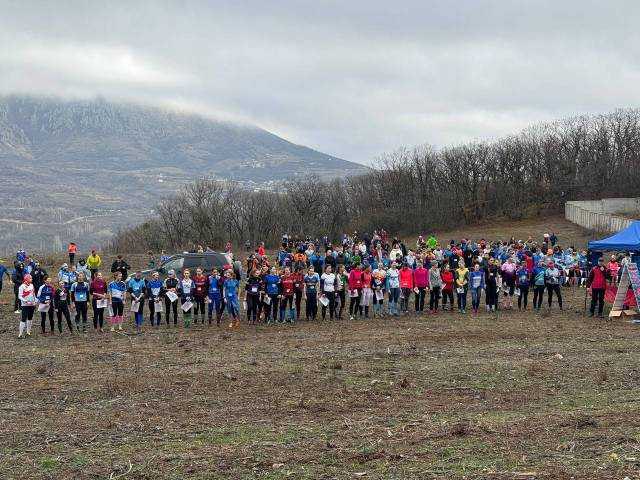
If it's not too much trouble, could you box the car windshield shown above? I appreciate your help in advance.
[162,257,184,273]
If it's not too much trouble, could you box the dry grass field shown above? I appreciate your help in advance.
[1,217,640,479]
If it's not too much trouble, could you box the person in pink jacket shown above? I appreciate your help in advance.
[413,261,429,312]
[399,263,414,313]
[348,264,364,319]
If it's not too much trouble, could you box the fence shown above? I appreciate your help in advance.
[565,198,640,232]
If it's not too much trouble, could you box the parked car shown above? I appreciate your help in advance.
[131,252,243,280]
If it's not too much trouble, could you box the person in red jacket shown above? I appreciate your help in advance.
[192,268,209,324]
[279,267,296,323]
[587,257,609,318]
[348,264,364,319]
[89,272,108,332]
[399,263,414,313]
[440,264,455,311]
[413,261,429,312]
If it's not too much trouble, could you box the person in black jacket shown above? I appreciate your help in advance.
[244,269,263,324]
[54,280,73,334]
[163,270,179,326]
[12,261,25,313]
[110,255,130,280]
[31,262,48,297]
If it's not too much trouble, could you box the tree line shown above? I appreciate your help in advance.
[108,109,640,253]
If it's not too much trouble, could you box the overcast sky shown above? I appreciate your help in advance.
[1,1,638,164]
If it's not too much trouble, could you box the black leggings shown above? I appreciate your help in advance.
[148,299,162,326]
[164,298,178,325]
[321,291,336,320]
[546,284,562,308]
[112,301,124,316]
[415,287,426,311]
[532,285,544,309]
[485,285,498,309]
[92,299,105,329]
[400,288,411,312]
[75,302,88,328]
[40,308,54,333]
[349,290,361,316]
[518,285,529,309]
[337,290,345,318]
[14,284,20,311]
[56,304,73,332]
[246,294,260,323]
[590,288,605,315]
[441,289,454,308]
[193,297,206,320]
[429,287,440,311]
[295,290,303,319]
[306,291,318,319]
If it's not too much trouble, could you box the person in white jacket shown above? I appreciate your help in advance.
[18,273,36,338]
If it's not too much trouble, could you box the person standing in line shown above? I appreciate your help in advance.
[206,268,223,326]
[86,250,102,279]
[515,260,530,310]
[192,268,208,325]
[244,269,263,325]
[348,263,364,319]
[413,261,429,313]
[178,269,195,328]
[70,272,90,333]
[532,261,546,311]
[587,257,609,318]
[146,271,165,328]
[428,261,442,314]
[163,270,180,327]
[440,264,455,311]
[545,261,563,310]
[90,271,108,332]
[18,274,36,338]
[127,271,147,334]
[108,272,127,332]
[54,279,73,334]
[455,262,469,313]
[37,276,55,335]
[304,267,319,321]
[12,261,25,314]
[320,265,337,321]
[223,270,241,329]
[469,263,485,314]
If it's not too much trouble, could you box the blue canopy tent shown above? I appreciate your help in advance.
[588,220,640,268]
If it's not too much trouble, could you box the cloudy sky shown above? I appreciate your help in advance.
[1,1,638,164]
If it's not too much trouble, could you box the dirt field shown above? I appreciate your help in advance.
[2,217,640,479]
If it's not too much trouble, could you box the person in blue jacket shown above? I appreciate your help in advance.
[37,277,55,335]
[469,263,485,314]
[263,267,281,324]
[146,272,164,328]
[207,268,224,325]
[223,270,240,328]
[127,272,146,333]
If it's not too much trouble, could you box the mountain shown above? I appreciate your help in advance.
[0,96,367,253]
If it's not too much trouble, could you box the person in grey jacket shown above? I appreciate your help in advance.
[428,261,442,313]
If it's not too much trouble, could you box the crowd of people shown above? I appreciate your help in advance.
[3,231,632,339]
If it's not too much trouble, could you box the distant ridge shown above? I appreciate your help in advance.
[0,95,367,252]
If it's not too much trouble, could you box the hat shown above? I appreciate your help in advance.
[61,263,68,268]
